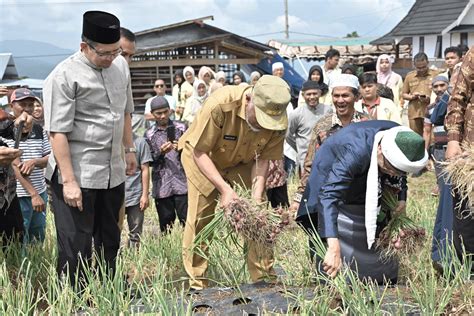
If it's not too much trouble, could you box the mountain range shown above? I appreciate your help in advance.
[0,40,74,79]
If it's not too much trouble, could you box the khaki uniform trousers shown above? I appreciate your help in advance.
[182,163,275,290]
[409,118,424,136]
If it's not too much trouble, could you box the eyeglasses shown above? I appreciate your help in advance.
[154,84,164,88]
[87,43,122,58]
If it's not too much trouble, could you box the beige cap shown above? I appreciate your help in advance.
[252,75,291,130]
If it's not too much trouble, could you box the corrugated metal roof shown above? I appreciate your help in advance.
[277,37,377,47]
[134,17,271,55]
[267,39,411,60]
[372,0,470,44]
[0,78,43,89]
[0,53,19,80]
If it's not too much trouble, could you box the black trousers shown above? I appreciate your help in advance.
[51,173,124,286]
[453,193,474,273]
[155,194,187,232]
[0,196,23,252]
[266,183,289,209]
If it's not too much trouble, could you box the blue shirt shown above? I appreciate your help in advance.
[297,120,407,238]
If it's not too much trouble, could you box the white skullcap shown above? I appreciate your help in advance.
[330,74,359,89]
[272,62,284,71]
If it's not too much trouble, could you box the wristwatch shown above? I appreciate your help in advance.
[293,192,303,203]
[125,147,137,154]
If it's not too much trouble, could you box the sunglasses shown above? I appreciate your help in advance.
[155,84,164,88]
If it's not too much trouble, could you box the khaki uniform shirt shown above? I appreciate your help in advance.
[445,48,474,143]
[402,69,439,119]
[179,85,285,197]
[43,52,134,189]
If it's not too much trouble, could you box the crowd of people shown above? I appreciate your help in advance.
[0,10,472,294]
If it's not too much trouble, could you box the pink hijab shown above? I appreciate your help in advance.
[376,54,393,85]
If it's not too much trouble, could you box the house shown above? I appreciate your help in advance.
[0,53,19,82]
[0,53,44,104]
[131,16,276,106]
[372,0,471,60]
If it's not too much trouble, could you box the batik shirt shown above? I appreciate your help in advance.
[145,120,187,199]
[296,111,369,197]
[445,47,474,144]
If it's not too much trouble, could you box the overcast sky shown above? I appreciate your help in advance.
[1,0,415,51]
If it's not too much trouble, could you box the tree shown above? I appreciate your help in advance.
[346,31,360,38]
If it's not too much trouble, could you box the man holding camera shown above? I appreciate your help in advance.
[402,52,439,135]
[0,86,33,252]
[145,96,187,232]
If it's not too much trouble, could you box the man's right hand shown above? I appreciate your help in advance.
[220,187,238,208]
[323,237,342,278]
[411,92,421,100]
[160,141,174,154]
[0,86,8,97]
[446,140,462,160]
[289,201,300,218]
[63,180,83,211]
[0,147,22,166]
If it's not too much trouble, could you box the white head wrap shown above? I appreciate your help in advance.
[330,74,359,89]
[365,126,428,249]
[272,62,284,71]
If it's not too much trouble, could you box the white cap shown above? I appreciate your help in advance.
[330,74,359,89]
[272,62,284,71]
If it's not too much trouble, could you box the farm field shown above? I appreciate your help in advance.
[0,171,473,315]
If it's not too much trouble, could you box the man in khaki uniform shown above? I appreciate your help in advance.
[402,52,439,135]
[178,75,290,290]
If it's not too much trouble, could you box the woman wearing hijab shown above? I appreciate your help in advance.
[249,71,261,85]
[298,65,331,106]
[198,66,215,90]
[209,71,226,94]
[341,64,357,75]
[232,71,246,85]
[376,54,403,107]
[182,79,209,125]
[214,71,226,85]
[179,66,196,121]
[172,70,185,119]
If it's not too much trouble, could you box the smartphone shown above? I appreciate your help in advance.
[166,125,176,143]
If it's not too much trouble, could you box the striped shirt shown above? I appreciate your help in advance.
[1,124,51,197]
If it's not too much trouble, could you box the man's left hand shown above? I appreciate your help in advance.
[139,194,149,211]
[125,152,137,176]
[395,200,406,215]
[19,159,36,176]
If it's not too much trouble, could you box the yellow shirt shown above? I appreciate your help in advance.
[179,85,285,196]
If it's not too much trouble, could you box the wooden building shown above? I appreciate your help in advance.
[131,16,273,106]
